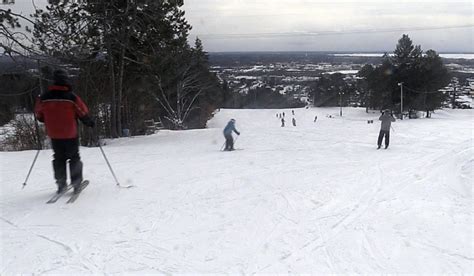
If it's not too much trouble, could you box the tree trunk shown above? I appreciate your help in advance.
[83,63,90,146]
[366,90,370,113]
[108,49,118,138]
[177,82,181,128]
[452,87,456,109]
[34,61,45,149]
[117,45,126,136]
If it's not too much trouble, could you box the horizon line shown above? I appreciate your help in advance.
[207,50,474,54]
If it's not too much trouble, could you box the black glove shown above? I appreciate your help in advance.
[87,120,95,128]
[81,116,95,128]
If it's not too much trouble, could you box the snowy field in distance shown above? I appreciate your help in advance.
[0,107,472,274]
[332,53,474,59]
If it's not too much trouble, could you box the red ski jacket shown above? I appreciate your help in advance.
[35,85,90,139]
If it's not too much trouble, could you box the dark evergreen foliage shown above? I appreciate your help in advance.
[29,0,224,135]
[309,73,352,107]
[357,34,451,116]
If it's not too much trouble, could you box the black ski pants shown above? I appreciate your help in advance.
[377,130,390,148]
[224,134,234,151]
[51,138,83,187]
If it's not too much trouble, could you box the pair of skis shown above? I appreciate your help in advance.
[46,180,89,204]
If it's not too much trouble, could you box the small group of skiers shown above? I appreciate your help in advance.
[278,111,319,126]
[280,117,297,127]
[276,110,296,118]
[223,109,395,153]
[276,108,395,149]
[277,110,298,127]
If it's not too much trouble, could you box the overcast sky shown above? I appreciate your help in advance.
[4,0,473,52]
[183,0,473,52]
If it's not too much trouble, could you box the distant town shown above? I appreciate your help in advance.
[210,52,474,108]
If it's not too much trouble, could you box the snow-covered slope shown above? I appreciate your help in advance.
[1,107,472,274]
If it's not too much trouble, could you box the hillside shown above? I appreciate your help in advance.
[1,107,472,274]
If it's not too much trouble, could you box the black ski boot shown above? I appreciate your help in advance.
[56,180,67,194]
[72,178,83,194]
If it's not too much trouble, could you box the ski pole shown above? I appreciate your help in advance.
[23,91,43,189]
[220,141,226,151]
[234,135,239,146]
[22,149,41,189]
[97,139,133,188]
[221,134,240,151]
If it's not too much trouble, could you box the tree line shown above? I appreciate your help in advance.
[309,35,453,117]
[1,0,224,142]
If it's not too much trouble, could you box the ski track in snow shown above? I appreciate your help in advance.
[0,107,472,274]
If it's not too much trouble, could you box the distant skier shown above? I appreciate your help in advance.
[35,69,95,194]
[281,118,285,127]
[223,118,240,151]
[282,112,285,118]
[377,109,396,149]
[314,115,318,122]
[292,117,296,126]
[292,110,295,115]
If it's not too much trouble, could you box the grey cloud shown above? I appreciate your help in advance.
[184,0,473,52]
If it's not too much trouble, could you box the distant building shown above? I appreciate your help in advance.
[467,78,474,96]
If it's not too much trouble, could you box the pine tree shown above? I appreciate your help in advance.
[417,50,450,116]
[393,35,417,66]
[362,35,449,116]
[310,73,351,107]
[30,0,221,134]
[357,64,374,112]
[193,37,209,66]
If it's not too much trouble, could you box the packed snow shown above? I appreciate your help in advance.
[325,70,359,75]
[1,107,472,274]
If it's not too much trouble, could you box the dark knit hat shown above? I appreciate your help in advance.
[53,69,69,85]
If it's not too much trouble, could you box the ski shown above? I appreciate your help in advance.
[46,185,73,204]
[66,180,90,204]
[222,148,244,152]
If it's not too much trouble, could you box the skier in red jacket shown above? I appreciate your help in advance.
[35,69,94,194]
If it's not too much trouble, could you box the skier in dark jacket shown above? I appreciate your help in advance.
[35,69,95,193]
[377,109,396,149]
[223,119,240,151]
